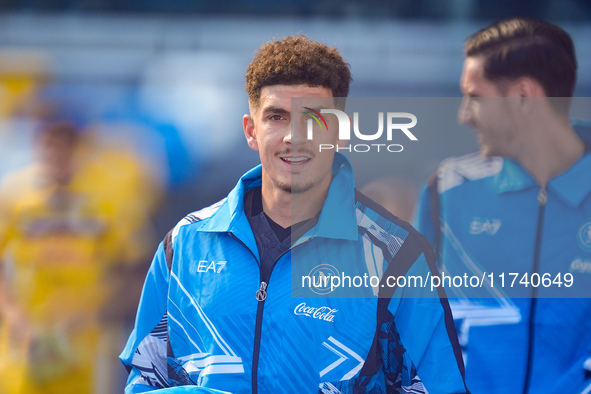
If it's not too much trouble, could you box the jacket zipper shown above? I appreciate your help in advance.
[252,278,265,394]
[230,232,311,394]
[523,185,547,394]
[227,233,263,394]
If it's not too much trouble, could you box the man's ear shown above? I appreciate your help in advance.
[510,77,546,114]
[512,77,545,98]
[243,114,259,152]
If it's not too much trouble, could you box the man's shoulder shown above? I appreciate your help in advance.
[171,198,228,241]
[160,197,228,270]
[435,152,504,194]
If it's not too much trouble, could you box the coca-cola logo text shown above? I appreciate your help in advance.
[293,302,338,323]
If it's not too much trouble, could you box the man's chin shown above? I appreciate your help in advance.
[290,183,314,194]
[275,180,314,195]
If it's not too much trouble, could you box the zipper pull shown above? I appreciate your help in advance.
[256,281,267,302]
[538,186,547,206]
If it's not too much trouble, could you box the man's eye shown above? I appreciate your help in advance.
[269,115,285,121]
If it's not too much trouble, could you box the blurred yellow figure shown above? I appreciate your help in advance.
[0,122,157,393]
[0,51,49,119]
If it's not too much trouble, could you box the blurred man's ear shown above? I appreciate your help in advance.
[507,77,548,117]
[243,114,259,152]
[510,77,546,98]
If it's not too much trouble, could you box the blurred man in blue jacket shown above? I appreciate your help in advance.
[414,18,591,393]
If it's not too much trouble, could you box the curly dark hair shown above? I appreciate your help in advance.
[245,35,352,109]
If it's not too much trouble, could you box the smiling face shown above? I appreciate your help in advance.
[243,84,343,197]
[458,56,519,158]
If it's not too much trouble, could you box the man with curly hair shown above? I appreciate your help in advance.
[121,36,468,394]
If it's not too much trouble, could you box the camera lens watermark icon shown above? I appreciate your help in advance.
[306,264,340,295]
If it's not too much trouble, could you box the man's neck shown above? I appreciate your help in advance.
[515,117,585,187]
[261,179,330,229]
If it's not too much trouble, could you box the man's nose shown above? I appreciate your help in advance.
[283,127,292,144]
[288,117,309,145]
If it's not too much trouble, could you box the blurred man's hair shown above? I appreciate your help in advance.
[245,35,352,109]
[466,18,577,111]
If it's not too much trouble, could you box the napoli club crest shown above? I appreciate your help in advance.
[579,221,591,252]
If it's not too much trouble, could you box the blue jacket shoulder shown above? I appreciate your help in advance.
[436,152,503,194]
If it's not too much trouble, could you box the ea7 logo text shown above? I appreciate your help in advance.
[192,260,227,274]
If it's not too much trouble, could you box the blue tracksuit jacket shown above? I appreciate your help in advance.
[414,150,591,393]
[121,153,467,393]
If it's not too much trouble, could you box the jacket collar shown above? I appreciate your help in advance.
[551,150,591,207]
[197,153,358,243]
[308,153,358,241]
[496,150,591,207]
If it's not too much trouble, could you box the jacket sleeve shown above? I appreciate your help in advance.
[120,238,234,394]
[120,242,172,392]
[386,232,468,394]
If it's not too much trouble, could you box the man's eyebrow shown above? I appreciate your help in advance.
[262,107,290,115]
[301,105,331,113]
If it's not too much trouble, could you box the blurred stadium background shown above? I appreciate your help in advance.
[0,1,590,230]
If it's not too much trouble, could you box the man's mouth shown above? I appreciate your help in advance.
[280,156,311,164]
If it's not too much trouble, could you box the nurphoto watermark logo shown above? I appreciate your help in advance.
[304,264,340,295]
[304,108,418,153]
